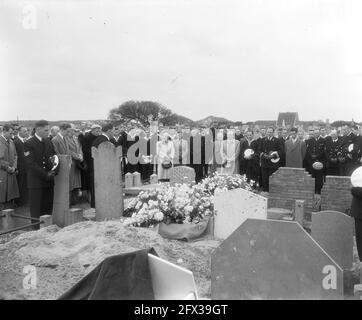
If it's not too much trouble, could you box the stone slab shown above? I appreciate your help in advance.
[212,219,344,300]
[214,188,267,240]
[311,210,354,270]
[52,155,71,227]
[92,142,123,221]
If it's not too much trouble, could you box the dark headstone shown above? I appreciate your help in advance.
[212,219,343,300]
[311,210,354,270]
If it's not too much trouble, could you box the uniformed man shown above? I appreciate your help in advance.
[305,127,326,194]
[340,124,359,176]
[259,127,283,192]
[324,129,341,176]
[24,120,58,229]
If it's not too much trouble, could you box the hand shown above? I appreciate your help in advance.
[46,171,55,180]
[7,166,15,174]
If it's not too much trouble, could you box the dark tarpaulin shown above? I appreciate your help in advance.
[58,248,158,300]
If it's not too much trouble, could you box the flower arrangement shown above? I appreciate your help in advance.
[123,173,253,227]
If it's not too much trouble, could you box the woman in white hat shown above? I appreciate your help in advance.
[350,166,362,261]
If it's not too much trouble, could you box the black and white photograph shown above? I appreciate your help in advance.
[1,0,362,306]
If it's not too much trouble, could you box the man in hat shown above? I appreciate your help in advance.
[24,120,57,229]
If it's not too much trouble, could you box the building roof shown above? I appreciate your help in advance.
[276,112,299,127]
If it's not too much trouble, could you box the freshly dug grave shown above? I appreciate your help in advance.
[0,221,220,300]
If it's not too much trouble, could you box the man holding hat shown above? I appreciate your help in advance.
[305,127,326,194]
[24,120,58,229]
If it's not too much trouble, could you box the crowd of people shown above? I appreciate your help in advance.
[1,120,362,230]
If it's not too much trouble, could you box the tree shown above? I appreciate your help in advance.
[330,120,352,128]
[108,100,173,126]
[159,114,195,127]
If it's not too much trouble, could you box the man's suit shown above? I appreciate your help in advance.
[13,136,28,206]
[324,136,341,176]
[52,133,70,155]
[305,137,326,194]
[241,139,259,184]
[278,137,288,167]
[24,135,56,229]
[259,136,283,192]
[340,133,360,176]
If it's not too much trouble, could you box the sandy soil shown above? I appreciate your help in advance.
[0,221,220,300]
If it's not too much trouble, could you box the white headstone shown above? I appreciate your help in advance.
[214,188,267,239]
[150,173,158,184]
[125,173,134,188]
[133,171,142,187]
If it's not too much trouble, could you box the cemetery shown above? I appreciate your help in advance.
[0,141,361,300]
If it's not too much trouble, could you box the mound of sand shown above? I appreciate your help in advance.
[0,221,220,300]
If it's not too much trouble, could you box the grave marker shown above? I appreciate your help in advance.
[125,173,134,188]
[311,210,354,270]
[214,188,267,240]
[212,219,344,299]
[52,155,71,227]
[92,142,123,221]
[133,172,142,187]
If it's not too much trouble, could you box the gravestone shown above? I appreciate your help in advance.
[150,173,158,184]
[53,155,72,227]
[212,219,343,300]
[64,208,84,226]
[214,188,267,240]
[133,172,142,187]
[92,142,123,221]
[295,200,305,226]
[321,176,352,214]
[269,168,315,220]
[169,166,196,185]
[311,210,354,270]
[125,173,134,188]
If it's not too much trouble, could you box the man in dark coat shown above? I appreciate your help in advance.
[350,167,362,261]
[256,130,266,189]
[276,128,288,168]
[78,125,101,206]
[259,127,283,192]
[324,129,341,176]
[189,129,204,183]
[24,120,57,229]
[241,131,259,184]
[13,126,29,206]
[305,128,326,194]
[340,124,358,176]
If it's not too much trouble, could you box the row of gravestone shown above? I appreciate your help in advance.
[211,187,357,299]
[53,144,358,299]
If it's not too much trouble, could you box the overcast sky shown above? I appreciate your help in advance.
[1,0,362,123]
